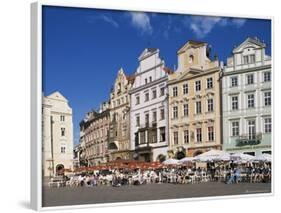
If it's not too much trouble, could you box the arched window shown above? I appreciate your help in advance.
[189,54,194,64]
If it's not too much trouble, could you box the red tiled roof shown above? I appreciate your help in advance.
[163,67,174,74]
[126,74,136,83]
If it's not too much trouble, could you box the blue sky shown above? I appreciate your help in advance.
[42,6,271,145]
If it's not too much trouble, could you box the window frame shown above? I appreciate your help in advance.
[207,77,213,89]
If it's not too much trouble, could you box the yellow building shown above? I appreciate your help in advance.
[168,40,222,158]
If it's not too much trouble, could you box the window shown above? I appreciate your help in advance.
[232,96,238,110]
[243,55,249,64]
[232,121,239,137]
[248,120,256,140]
[160,108,165,120]
[145,92,149,102]
[152,89,157,99]
[160,87,165,96]
[264,118,272,133]
[61,128,65,136]
[145,113,149,126]
[61,146,66,153]
[152,111,157,122]
[160,127,166,142]
[247,94,255,108]
[183,83,188,95]
[231,76,238,87]
[184,130,189,144]
[207,99,214,112]
[183,104,189,117]
[196,128,202,143]
[189,55,194,63]
[208,126,214,141]
[117,99,120,106]
[145,78,148,84]
[195,80,201,91]
[60,115,65,122]
[247,74,254,85]
[173,106,178,119]
[207,77,213,89]
[136,96,140,105]
[250,54,255,63]
[173,131,178,145]
[264,91,271,106]
[151,130,157,143]
[173,87,178,97]
[140,131,146,144]
[149,76,152,82]
[196,101,202,114]
[264,72,271,82]
[136,115,140,127]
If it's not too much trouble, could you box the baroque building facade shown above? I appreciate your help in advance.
[81,102,110,166]
[222,37,272,156]
[130,48,171,162]
[168,40,222,158]
[108,68,134,160]
[42,91,74,177]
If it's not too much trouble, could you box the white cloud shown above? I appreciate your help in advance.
[231,18,247,27]
[188,16,223,38]
[87,15,119,28]
[100,15,119,28]
[129,12,152,35]
[185,16,247,38]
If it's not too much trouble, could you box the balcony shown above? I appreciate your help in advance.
[235,133,262,147]
[135,128,157,147]
[139,122,157,129]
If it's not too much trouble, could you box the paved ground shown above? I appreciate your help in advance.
[42,182,271,207]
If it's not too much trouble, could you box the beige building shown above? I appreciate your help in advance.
[108,68,134,160]
[82,102,110,166]
[168,40,222,158]
[42,91,74,177]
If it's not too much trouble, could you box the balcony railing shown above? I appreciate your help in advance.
[235,133,262,147]
[138,122,157,129]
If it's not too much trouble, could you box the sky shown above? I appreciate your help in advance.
[42,6,271,145]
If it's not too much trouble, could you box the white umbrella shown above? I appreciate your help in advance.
[163,158,179,165]
[230,153,254,163]
[253,153,271,162]
[195,149,230,162]
[178,157,195,164]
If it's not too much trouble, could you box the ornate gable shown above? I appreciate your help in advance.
[177,40,207,55]
[138,48,158,61]
[177,68,203,81]
[46,91,68,102]
[233,37,266,53]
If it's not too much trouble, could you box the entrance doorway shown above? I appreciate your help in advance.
[56,164,64,176]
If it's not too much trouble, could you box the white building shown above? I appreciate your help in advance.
[130,48,172,162]
[42,91,74,177]
[222,37,272,156]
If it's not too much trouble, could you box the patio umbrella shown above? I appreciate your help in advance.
[178,157,195,164]
[252,153,271,162]
[230,153,254,163]
[195,149,230,162]
[162,158,179,165]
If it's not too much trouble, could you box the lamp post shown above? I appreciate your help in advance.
[50,116,55,177]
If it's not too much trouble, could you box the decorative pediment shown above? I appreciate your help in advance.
[205,91,215,97]
[138,48,158,61]
[46,91,68,102]
[192,94,202,100]
[177,68,203,81]
[177,40,207,55]
[233,37,266,53]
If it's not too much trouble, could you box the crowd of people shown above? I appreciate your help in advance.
[62,162,271,188]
